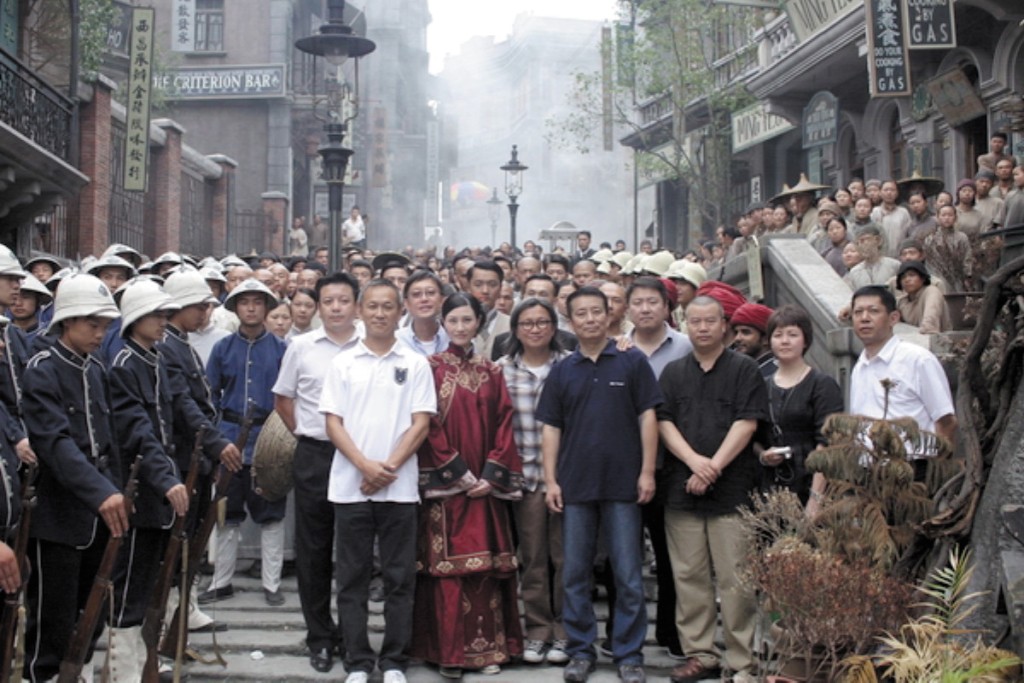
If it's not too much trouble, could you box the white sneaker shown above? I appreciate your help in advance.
[547,639,570,665]
[383,671,407,683]
[523,639,548,664]
[344,672,369,683]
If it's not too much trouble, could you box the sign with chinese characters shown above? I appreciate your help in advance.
[750,175,762,203]
[124,8,155,192]
[155,65,287,99]
[172,0,196,52]
[784,0,858,43]
[731,102,795,153]
[926,68,987,128]
[866,0,911,97]
[907,0,956,49]
[802,91,839,148]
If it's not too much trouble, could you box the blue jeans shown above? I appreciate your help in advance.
[562,501,645,665]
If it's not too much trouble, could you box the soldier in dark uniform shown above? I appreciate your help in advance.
[0,246,37,468]
[158,271,242,633]
[21,273,129,682]
[106,278,190,680]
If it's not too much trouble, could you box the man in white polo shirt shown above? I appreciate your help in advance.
[849,285,956,465]
[273,272,362,674]
[319,279,436,683]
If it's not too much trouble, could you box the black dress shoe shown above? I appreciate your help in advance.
[196,585,233,604]
[264,588,285,606]
[310,647,333,673]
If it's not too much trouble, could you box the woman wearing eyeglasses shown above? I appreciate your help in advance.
[754,304,843,515]
[497,297,572,666]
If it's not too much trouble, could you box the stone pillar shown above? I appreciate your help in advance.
[75,74,117,258]
[207,154,238,257]
[261,192,289,255]
[148,119,186,255]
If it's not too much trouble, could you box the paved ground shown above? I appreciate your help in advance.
[102,563,732,682]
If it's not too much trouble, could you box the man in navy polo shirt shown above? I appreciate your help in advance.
[537,286,662,683]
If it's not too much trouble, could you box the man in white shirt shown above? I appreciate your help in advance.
[273,272,361,673]
[342,206,366,249]
[849,285,957,462]
[319,279,436,683]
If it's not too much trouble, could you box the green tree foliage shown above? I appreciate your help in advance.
[547,0,759,233]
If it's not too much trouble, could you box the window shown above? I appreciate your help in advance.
[195,0,224,52]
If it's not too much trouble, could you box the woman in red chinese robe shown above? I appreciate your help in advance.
[412,292,524,679]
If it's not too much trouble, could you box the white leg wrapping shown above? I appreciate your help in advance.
[104,626,143,682]
[209,525,239,590]
[260,521,285,593]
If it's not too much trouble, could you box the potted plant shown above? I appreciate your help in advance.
[842,546,1022,682]
[741,393,963,680]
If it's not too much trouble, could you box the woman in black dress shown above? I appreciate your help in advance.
[755,305,844,513]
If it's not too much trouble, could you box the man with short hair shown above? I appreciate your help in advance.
[320,279,436,683]
[469,261,510,358]
[974,169,1006,231]
[849,286,956,463]
[625,277,692,659]
[844,225,901,290]
[546,254,570,283]
[658,296,767,683]
[730,302,777,379]
[600,281,631,337]
[993,158,1015,200]
[274,273,362,673]
[314,246,330,267]
[572,259,597,288]
[573,230,596,263]
[342,206,366,249]
[516,256,542,291]
[870,180,912,257]
[977,132,1018,172]
[538,286,661,683]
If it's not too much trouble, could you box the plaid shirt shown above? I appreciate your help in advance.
[498,350,570,492]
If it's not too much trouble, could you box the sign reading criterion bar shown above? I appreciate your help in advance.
[156,65,287,99]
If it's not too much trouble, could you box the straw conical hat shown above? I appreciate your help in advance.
[774,173,831,200]
[896,171,944,200]
[253,411,297,502]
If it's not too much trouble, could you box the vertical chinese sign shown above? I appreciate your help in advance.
[865,0,911,97]
[172,0,196,52]
[125,8,155,191]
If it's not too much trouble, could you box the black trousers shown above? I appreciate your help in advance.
[24,530,110,682]
[335,502,417,674]
[293,437,342,652]
[111,526,168,627]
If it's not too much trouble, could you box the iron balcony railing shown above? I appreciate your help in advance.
[0,48,75,161]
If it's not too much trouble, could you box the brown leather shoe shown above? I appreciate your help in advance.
[670,658,721,683]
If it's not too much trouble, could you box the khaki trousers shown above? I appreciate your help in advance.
[514,488,566,642]
[664,510,756,674]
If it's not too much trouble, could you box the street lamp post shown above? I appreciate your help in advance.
[500,145,528,251]
[295,0,375,273]
[486,187,503,249]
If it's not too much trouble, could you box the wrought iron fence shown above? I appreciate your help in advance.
[0,48,74,161]
[108,121,147,253]
[180,171,213,257]
[229,210,266,256]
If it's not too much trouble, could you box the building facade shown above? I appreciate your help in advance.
[626,0,1024,248]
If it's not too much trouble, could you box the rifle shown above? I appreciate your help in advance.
[0,461,38,683]
[56,455,144,683]
[159,409,255,661]
[140,429,204,683]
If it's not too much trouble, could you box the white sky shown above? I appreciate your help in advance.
[427,0,620,73]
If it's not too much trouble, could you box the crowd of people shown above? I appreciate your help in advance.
[0,187,966,683]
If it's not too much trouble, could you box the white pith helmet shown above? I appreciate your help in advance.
[0,245,27,278]
[118,278,181,336]
[164,270,220,308]
[87,255,138,279]
[223,278,277,313]
[47,273,120,332]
